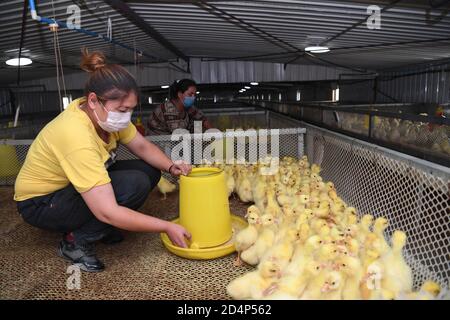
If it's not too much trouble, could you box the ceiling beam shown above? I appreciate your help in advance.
[104,0,190,70]
[194,0,299,52]
[321,0,403,45]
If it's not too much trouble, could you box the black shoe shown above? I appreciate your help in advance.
[58,240,105,272]
[100,228,124,245]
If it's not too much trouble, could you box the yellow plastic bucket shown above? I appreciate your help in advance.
[179,167,232,249]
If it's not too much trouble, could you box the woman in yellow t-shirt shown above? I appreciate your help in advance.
[14,49,192,272]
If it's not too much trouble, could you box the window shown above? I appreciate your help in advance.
[332,87,340,102]
[62,94,72,109]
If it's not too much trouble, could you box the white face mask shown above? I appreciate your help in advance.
[93,100,132,133]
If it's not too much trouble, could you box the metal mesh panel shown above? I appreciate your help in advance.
[268,111,302,129]
[302,106,322,123]
[2,115,449,292]
[304,122,450,290]
[207,113,268,131]
[322,110,370,136]
[372,116,450,159]
[0,124,47,140]
[0,140,31,186]
[2,129,305,186]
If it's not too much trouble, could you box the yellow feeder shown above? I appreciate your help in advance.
[161,167,247,259]
[0,144,21,178]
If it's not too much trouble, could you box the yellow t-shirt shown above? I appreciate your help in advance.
[14,97,137,201]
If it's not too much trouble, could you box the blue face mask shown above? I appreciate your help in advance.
[183,96,195,109]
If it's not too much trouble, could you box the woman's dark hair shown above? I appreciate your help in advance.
[80,48,139,101]
[169,79,197,100]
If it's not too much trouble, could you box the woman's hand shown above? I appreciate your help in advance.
[165,222,191,248]
[168,160,192,176]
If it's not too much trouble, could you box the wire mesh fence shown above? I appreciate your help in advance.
[1,114,448,291]
[304,122,450,290]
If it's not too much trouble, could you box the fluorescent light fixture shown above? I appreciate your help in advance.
[305,46,330,53]
[244,86,250,89]
[148,97,153,104]
[242,89,246,92]
[6,57,32,66]
[250,82,259,86]
[161,85,169,89]
[196,91,200,94]
[5,48,30,54]
[296,90,301,101]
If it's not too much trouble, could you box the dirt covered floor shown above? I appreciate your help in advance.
[0,187,253,299]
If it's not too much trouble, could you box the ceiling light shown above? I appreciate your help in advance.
[5,57,32,66]
[305,46,330,53]
[161,85,169,89]
[250,82,259,86]
[244,86,250,89]
[196,91,200,94]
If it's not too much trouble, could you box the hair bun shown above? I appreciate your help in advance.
[80,48,106,73]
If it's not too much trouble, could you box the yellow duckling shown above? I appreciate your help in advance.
[241,214,277,266]
[313,201,330,219]
[276,188,292,207]
[223,166,235,196]
[286,234,322,277]
[261,227,299,270]
[252,175,267,211]
[157,176,177,200]
[324,181,336,192]
[264,190,283,218]
[380,230,413,297]
[236,167,253,202]
[320,271,344,300]
[311,163,321,174]
[328,189,338,201]
[357,214,374,245]
[337,256,363,300]
[297,192,311,205]
[344,238,360,257]
[234,205,261,266]
[266,260,323,299]
[401,281,441,300]
[311,219,329,235]
[372,217,390,255]
[227,260,282,300]
[315,243,339,265]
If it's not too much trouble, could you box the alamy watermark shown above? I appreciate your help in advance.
[367,5,381,30]
[66,265,81,290]
[170,121,280,174]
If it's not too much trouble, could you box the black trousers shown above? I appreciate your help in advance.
[16,160,161,245]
